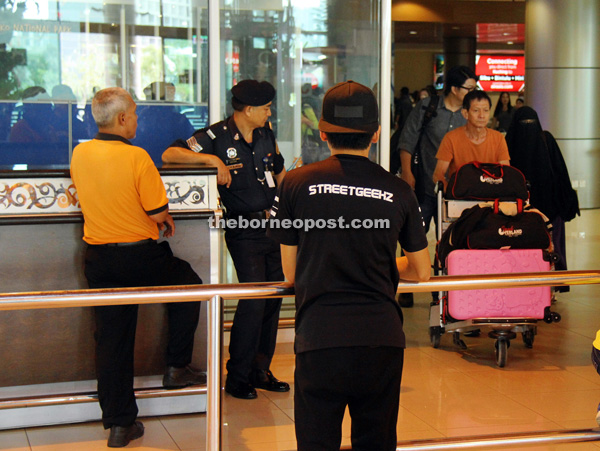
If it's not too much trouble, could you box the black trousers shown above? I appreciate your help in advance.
[84,240,202,429]
[295,346,404,451]
[224,228,284,384]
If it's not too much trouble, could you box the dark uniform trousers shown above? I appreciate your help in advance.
[224,226,284,384]
[84,240,202,429]
[294,346,404,451]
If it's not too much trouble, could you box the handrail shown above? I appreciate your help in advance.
[2,269,600,451]
[341,428,600,450]
[0,386,206,410]
[1,270,600,311]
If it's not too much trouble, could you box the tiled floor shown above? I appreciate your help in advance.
[2,210,600,450]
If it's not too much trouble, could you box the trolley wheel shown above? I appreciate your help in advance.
[552,312,562,323]
[495,338,508,368]
[522,330,535,348]
[429,327,441,349]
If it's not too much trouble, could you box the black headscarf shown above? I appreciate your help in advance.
[505,106,579,222]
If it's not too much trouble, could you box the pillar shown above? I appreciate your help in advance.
[443,36,476,75]
[526,0,600,208]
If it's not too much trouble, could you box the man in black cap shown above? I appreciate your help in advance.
[268,81,431,450]
[163,79,289,400]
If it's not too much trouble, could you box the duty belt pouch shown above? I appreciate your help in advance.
[466,208,551,250]
[446,161,529,201]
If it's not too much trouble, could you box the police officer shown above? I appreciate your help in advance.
[163,80,289,399]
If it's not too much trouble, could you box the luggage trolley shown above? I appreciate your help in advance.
[428,181,561,368]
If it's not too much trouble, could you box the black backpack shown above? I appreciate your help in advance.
[389,94,438,176]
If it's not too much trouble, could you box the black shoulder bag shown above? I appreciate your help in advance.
[411,94,438,200]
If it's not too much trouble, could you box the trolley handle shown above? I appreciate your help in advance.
[435,180,445,195]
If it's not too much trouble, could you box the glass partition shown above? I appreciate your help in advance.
[219,0,382,169]
[0,0,209,168]
[0,0,381,169]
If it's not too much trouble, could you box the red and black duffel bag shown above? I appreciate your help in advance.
[466,203,551,251]
[446,161,529,201]
[437,202,551,266]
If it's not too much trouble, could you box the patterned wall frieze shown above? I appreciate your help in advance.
[0,178,79,214]
[0,175,217,215]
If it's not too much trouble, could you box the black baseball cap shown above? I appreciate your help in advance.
[319,80,379,133]
[231,80,275,106]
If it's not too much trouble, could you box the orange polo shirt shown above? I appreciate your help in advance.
[436,126,510,176]
[70,135,168,245]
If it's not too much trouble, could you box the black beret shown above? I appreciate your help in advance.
[231,80,275,106]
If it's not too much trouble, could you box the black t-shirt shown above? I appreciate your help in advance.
[171,116,285,213]
[267,154,428,353]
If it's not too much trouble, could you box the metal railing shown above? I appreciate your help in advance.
[2,269,600,450]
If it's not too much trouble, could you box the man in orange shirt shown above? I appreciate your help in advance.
[433,90,510,190]
[71,87,204,448]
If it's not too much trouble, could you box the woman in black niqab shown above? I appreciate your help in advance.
[505,106,580,279]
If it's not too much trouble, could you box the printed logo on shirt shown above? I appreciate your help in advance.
[187,136,203,153]
[308,183,394,203]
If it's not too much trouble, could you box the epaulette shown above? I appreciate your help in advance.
[206,121,228,140]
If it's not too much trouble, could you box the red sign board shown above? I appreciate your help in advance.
[476,55,525,92]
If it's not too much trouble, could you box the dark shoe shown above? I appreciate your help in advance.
[399,292,414,308]
[163,365,207,389]
[107,421,144,448]
[225,378,257,399]
[250,370,290,392]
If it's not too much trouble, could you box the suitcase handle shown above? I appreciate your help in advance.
[473,161,504,179]
[493,198,524,214]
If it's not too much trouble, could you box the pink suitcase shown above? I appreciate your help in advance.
[446,249,551,320]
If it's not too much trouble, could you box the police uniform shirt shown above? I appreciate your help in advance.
[172,116,284,213]
[267,154,428,353]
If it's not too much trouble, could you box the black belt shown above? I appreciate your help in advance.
[226,210,268,221]
[96,238,156,247]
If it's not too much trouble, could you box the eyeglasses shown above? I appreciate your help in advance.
[460,85,478,92]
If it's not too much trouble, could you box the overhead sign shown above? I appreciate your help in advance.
[476,55,524,92]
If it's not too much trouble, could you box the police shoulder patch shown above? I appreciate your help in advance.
[187,136,203,153]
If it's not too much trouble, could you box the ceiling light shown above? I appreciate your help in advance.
[409,31,417,35]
